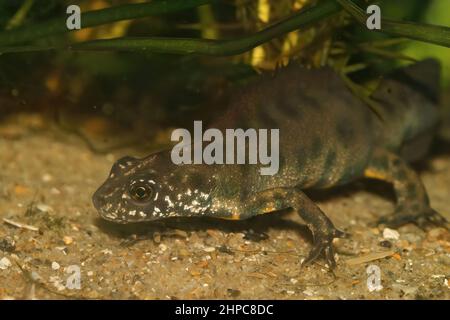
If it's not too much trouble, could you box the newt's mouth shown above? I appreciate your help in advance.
[98,211,128,224]
[92,189,124,223]
[92,194,157,224]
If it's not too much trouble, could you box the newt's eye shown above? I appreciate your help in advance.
[129,184,153,202]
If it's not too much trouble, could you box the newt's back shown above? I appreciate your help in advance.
[212,65,376,191]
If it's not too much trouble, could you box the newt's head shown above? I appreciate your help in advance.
[371,59,441,145]
[372,58,441,106]
[92,153,212,223]
[92,155,169,223]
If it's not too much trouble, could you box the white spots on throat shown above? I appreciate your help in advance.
[200,192,209,200]
[165,195,174,208]
[105,212,117,220]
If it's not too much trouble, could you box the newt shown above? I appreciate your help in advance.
[92,59,448,268]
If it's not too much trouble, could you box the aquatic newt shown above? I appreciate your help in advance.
[92,59,448,268]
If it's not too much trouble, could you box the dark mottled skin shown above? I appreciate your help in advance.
[93,59,448,268]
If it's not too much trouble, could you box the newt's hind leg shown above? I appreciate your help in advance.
[364,148,448,228]
[244,188,347,269]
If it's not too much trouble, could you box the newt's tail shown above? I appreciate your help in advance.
[370,59,441,162]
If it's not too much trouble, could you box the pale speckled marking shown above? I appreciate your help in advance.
[104,210,118,219]
[165,195,174,208]
[200,192,209,200]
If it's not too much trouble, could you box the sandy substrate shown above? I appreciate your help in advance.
[0,114,449,300]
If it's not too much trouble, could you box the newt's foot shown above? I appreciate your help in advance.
[302,228,348,269]
[378,206,449,229]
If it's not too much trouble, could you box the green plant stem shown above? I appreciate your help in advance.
[336,0,450,47]
[0,0,214,46]
[6,0,34,30]
[71,0,342,55]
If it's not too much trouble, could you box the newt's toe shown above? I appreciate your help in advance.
[378,206,449,230]
[302,228,347,269]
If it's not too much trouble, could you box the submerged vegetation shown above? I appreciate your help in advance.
[0,0,448,141]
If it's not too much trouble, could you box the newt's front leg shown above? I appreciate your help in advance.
[243,187,347,268]
[365,148,449,228]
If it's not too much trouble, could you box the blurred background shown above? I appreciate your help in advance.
[0,0,449,151]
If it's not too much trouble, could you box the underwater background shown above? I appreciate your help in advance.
[0,0,449,299]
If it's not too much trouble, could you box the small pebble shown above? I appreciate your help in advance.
[63,236,73,245]
[402,233,423,244]
[31,271,41,281]
[14,185,30,196]
[50,188,61,195]
[0,237,16,252]
[42,174,53,182]
[383,228,400,241]
[49,276,65,291]
[286,290,295,295]
[303,289,314,296]
[0,257,12,270]
[203,247,216,253]
[51,262,60,270]
[227,289,241,297]
[379,240,392,248]
[36,203,53,213]
[101,249,113,255]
